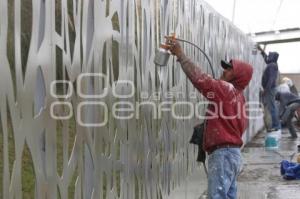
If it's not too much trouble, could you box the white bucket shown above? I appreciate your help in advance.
[265,129,281,150]
[268,129,282,141]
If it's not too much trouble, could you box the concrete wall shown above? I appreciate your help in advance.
[0,0,264,198]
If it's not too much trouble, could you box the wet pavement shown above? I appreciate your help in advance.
[167,126,300,199]
[237,128,300,199]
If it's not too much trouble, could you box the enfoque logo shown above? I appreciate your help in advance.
[50,73,264,127]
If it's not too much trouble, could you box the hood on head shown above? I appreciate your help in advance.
[230,59,253,90]
[266,52,279,64]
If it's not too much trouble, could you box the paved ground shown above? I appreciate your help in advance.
[167,125,300,199]
[237,127,300,199]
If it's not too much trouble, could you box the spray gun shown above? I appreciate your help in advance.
[154,34,215,78]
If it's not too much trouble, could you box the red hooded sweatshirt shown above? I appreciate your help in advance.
[180,58,253,153]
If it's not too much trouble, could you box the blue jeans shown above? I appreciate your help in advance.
[263,88,281,129]
[207,148,242,199]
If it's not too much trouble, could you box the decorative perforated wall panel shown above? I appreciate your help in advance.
[0,0,264,198]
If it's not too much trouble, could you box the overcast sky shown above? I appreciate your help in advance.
[206,0,300,73]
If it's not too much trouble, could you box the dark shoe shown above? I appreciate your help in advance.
[267,128,280,132]
[288,135,298,139]
[289,130,298,138]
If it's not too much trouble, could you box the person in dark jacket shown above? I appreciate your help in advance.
[276,91,300,138]
[165,36,253,199]
[281,77,300,123]
[261,51,281,131]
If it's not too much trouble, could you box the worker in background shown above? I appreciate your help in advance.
[279,77,300,125]
[276,91,300,138]
[260,50,281,132]
[165,36,253,199]
[277,80,290,93]
[281,77,299,96]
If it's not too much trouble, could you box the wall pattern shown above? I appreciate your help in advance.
[0,0,265,198]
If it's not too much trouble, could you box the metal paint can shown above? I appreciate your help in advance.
[154,44,171,66]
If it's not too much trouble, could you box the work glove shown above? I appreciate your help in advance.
[164,36,184,58]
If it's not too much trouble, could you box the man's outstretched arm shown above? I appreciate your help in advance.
[164,37,205,83]
[164,37,228,101]
[176,53,204,84]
